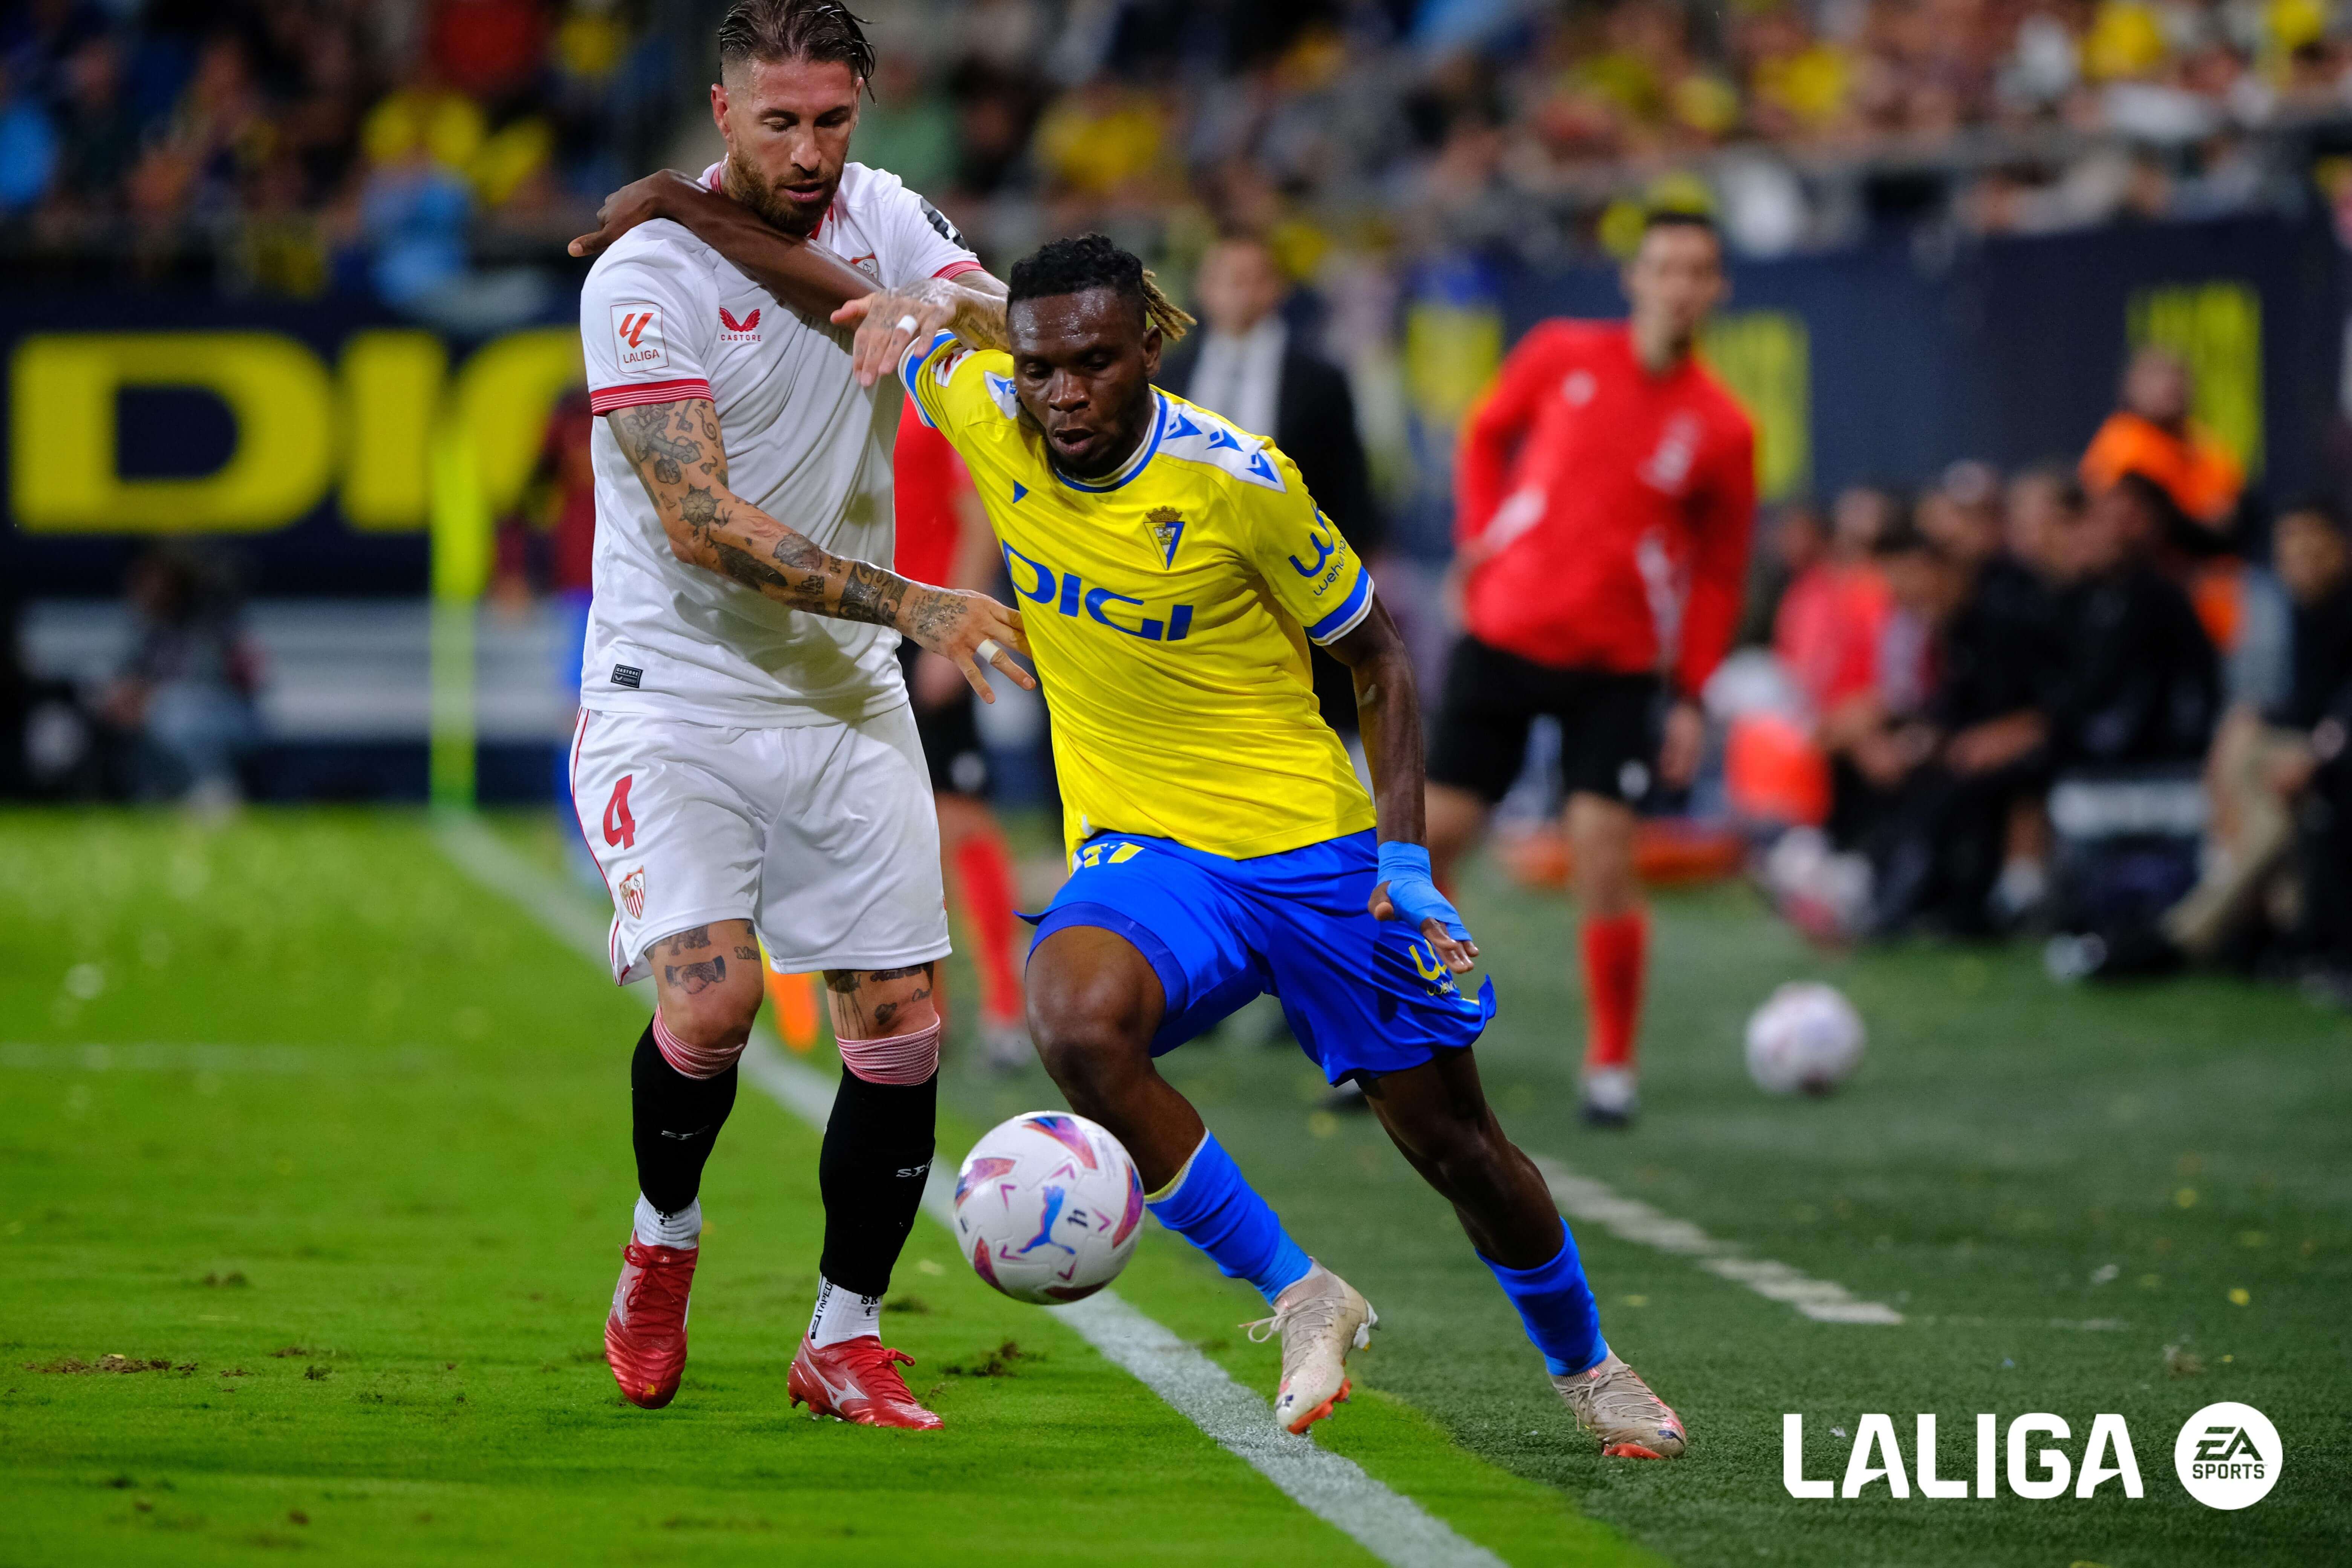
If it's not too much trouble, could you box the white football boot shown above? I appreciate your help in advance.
[1245,1261,1377,1435]
[1580,1066,1639,1127]
[1551,1351,1686,1458]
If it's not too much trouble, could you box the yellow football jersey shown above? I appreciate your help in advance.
[902,333,1377,859]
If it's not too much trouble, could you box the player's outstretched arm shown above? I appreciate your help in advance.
[568,170,877,324]
[568,170,1006,386]
[606,396,1032,702]
[1326,597,1480,972]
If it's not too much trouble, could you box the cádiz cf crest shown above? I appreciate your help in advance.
[1145,506,1186,569]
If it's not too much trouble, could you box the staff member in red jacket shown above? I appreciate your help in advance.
[1430,210,1755,1127]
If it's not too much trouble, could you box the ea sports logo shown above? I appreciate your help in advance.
[2173,1402,2281,1510]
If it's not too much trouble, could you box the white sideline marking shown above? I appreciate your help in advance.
[435,815,1502,1568]
[1,1042,431,1073]
[1533,1155,1906,1326]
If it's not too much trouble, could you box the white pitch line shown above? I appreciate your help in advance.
[435,814,1501,1568]
[1,1042,432,1073]
[1532,1155,1905,1325]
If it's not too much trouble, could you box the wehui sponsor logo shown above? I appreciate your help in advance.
[611,304,668,371]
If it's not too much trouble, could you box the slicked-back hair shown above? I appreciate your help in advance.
[716,0,876,86]
[1007,233,1194,342]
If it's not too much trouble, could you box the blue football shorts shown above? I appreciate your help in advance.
[1027,829,1498,1084]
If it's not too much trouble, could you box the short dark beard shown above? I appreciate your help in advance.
[722,154,832,238]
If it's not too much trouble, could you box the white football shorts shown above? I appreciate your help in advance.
[568,705,951,985]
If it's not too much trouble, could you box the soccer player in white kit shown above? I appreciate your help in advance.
[570,0,1028,1427]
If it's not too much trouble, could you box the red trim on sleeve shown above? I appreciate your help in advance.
[933,259,986,280]
[589,378,712,413]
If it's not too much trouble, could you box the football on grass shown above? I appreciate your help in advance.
[952,1112,1145,1304]
[1744,981,1866,1095]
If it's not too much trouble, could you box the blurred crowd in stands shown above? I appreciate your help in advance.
[0,0,664,320]
[9,0,2352,313]
[1729,343,2352,995]
[869,0,2352,265]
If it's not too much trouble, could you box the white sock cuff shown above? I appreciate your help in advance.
[634,1193,702,1250]
[808,1274,884,1347]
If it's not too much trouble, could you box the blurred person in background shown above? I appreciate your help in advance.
[2141,500,2352,974]
[98,546,262,811]
[1158,231,1381,749]
[1777,483,1896,732]
[2080,346,2243,537]
[492,384,599,841]
[1428,210,1755,1127]
[1922,459,2065,922]
[2079,345,2248,656]
[0,61,60,214]
[0,594,92,799]
[2044,472,2221,772]
[893,403,1029,1073]
[1844,514,2063,936]
[2004,462,2083,585]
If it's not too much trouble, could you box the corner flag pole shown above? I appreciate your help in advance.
[428,421,489,816]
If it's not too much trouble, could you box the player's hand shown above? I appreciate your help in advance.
[569,169,701,258]
[834,285,957,388]
[1369,842,1479,974]
[1659,697,1705,789]
[897,585,1034,704]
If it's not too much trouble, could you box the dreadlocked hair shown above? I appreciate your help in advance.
[1007,233,1194,343]
[716,0,876,89]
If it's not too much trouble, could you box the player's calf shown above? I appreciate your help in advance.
[799,964,946,1426]
[605,922,763,1410]
[1364,1052,1687,1457]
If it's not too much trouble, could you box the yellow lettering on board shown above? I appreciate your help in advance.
[11,332,335,532]
[1701,310,1811,502]
[341,330,448,530]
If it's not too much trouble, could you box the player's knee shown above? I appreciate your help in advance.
[837,1012,942,1085]
[653,987,759,1078]
[1417,1118,1519,1205]
[1029,991,1150,1111]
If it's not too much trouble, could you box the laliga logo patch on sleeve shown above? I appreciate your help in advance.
[612,303,669,371]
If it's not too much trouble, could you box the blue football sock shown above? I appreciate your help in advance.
[1146,1132,1313,1304]
[1484,1219,1607,1376]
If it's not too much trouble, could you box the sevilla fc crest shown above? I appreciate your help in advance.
[619,867,646,920]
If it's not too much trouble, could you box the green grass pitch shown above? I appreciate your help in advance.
[2,807,2346,1565]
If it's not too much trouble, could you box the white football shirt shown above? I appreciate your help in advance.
[578,161,981,724]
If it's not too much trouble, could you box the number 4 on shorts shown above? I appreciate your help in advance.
[603,775,637,850]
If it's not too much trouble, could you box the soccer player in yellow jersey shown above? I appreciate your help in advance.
[574,187,1686,1456]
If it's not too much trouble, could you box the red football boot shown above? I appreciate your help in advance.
[787,1334,943,1429]
[605,1239,697,1409]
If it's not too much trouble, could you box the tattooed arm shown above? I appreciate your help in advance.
[607,396,1032,700]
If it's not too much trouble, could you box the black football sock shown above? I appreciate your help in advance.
[631,1020,738,1217]
[815,1067,938,1297]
